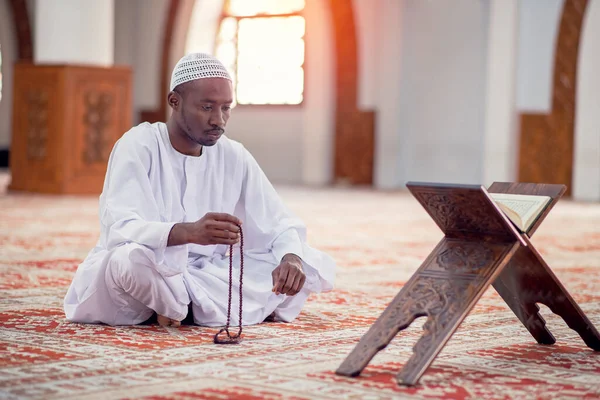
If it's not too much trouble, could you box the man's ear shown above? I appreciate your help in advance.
[167,91,180,110]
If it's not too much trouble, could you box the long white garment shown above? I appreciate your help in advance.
[63,122,336,326]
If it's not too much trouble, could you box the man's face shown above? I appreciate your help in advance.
[173,78,234,147]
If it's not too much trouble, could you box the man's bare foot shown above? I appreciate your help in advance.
[157,314,181,327]
[263,312,277,323]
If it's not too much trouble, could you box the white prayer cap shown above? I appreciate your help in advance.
[169,53,232,92]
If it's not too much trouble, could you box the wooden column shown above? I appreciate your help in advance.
[9,64,132,194]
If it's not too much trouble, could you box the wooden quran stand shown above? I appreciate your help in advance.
[336,182,600,386]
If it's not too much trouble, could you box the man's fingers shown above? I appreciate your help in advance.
[279,270,295,295]
[207,228,239,244]
[211,213,242,227]
[271,269,279,292]
[208,237,239,245]
[272,264,307,295]
[210,227,240,240]
[288,272,305,296]
[210,221,240,234]
[276,274,288,295]
[273,268,289,295]
[283,268,305,295]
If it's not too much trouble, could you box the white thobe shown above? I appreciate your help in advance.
[63,122,336,327]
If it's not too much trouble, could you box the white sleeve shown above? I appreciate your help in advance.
[234,147,307,254]
[271,228,304,263]
[98,134,186,277]
[234,147,335,291]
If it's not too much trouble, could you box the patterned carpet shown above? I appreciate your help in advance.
[1,173,600,399]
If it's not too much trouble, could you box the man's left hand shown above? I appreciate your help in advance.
[272,254,306,296]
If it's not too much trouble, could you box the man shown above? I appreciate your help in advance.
[63,53,336,328]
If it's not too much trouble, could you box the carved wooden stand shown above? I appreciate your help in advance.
[336,182,600,386]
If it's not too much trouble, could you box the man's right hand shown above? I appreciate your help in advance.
[188,212,242,245]
[168,213,242,247]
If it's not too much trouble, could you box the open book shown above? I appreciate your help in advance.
[489,193,552,232]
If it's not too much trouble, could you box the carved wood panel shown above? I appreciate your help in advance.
[10,67,61,190]
[407,184,517,241]
[26,90,49,160]
[10,64,132,194]
[518,0,589,196]
[82,90,114,164]
[336,236,519,385]
[493,241,600,351]
[68,68,131,192]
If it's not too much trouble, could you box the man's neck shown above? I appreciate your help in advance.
[165,119,203,157]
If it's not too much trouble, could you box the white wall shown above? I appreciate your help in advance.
[482,0,519,186]
[393,0,490,186]
[133,0,168,118]
[301,0,335,185]
[114,0,137,68]
[34,0,114,66]
[355,0,491,188]
[516,0,564,112]
[0,0,17,149]
[185,0,222,56]
[226,108,304,183]
[114,0,169,125]
[573,0,600,201]
[354,0,404,188]
[114,0,138,125]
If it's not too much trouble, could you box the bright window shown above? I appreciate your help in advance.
[215,0,306,105]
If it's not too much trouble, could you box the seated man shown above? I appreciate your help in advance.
[63,53,336,328]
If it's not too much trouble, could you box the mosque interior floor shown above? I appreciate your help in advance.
[1,172,599,399]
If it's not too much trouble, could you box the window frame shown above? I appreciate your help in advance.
[213,3,307,108]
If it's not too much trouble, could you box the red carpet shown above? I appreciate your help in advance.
[1,176,599,399]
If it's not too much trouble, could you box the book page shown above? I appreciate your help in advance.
[494,202,523,230]
[494,198,539,219]
[489,193,551,231]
